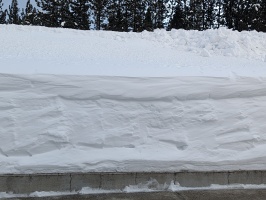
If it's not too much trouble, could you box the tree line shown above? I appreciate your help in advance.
[0,0,265,32]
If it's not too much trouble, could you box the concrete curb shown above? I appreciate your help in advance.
[1,171,266,194]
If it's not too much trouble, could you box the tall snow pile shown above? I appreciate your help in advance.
[0,25,266,173]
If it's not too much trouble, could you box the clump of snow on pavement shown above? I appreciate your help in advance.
[29,191,75,198]
[124,180,266,193]
[123,179,169,193]
[79,187,121,195]
[0,192,27,199]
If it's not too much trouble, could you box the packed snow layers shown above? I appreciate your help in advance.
[1,74,266,173]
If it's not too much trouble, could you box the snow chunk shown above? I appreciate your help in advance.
[29,191,74,197]
[79,187,120,194]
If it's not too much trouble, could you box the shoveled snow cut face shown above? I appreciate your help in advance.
[1,74,266,173]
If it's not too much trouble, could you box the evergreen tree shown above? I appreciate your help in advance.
[204,0,216,29]
[246,0,263,31]
[106,0,129,32]
[151,0,168,29]
[234,0,245,31]
[36,0,74,28]
[8,0,20,24]
[187,0,203,30]
[222,0,256,31]
[71,0,90,30]
[0,0,7,24]
[222,0,237,29]
[23,0,39,25]
[258,0,266,31]
[1,0,260,32]
[108,5,125,31]
[36,0,60,27]
[20,8,25,24]
[248,0,261,31]
[89,0,109,30]
[120,0,130,31]
[128,0,146,32]
[169,4,186,30]
[24,0,33,24]
[215,0,223,28]
[60,0,76,28]
[144,7,153,31]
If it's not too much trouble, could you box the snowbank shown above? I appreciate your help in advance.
[0,25,266,173]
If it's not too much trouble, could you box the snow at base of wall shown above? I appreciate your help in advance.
[2,182,266,199]
[1,74,266,173]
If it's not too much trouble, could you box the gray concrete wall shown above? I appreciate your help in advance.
[1,171,266,194]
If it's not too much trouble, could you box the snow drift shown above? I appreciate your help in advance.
[0,25,266,173]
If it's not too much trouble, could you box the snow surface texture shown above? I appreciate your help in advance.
[0,25,266,173]
[0,25,266,77]
[1,74,266,173]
